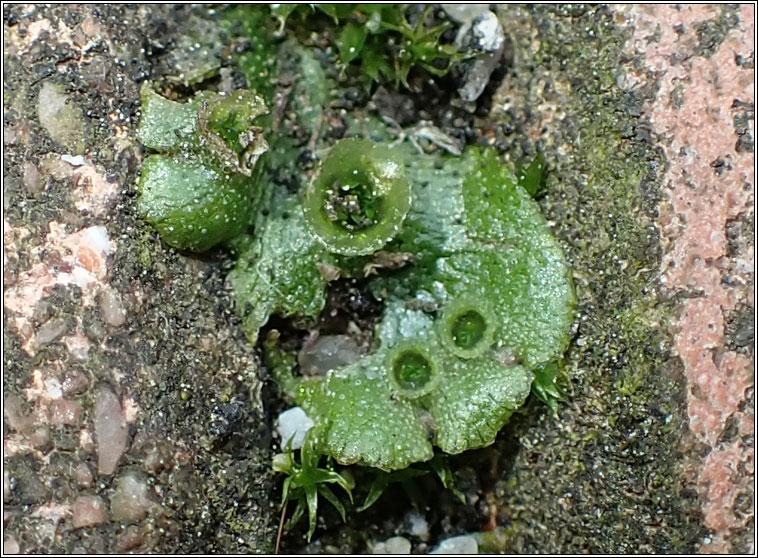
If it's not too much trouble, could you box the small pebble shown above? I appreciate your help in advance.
[94,386,127,475]
[22,161,42,193]
[64,332,91,360]
[384,536,412,554]
[48,399,83,426]
[110,471,154,522]
[429,534,478,554]
[441,4,492,23]
[3,470,11,501]
[116,525,145,552]
[298,335,362,376]
[37,81,85,152]
[404,510,430,540]
[62,370,89,396]
[75,463,94,487]
[73,495,107,528]
[276,406,314,450]
[100,288,126,327]
[61,154,86,166]
[35,318,68,347]
[4,536,20,554]
[4,395,34,434]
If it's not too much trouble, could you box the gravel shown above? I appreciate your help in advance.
[110,471,155,522]
[403,509,430,541]
[72,495,108,528]
[99,287,127,327]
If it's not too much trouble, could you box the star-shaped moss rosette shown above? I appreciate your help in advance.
[273,429,355,543]
[136,84,269,252]
[252,136,575,471]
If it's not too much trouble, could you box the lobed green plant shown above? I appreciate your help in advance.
[135,16,575,542]
[136,85,269,252]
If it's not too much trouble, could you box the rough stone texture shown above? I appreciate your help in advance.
[614,4,754,553]
[36,81,86,153]
[72,495,107,528]
[3,5,274,554]
[470,4,751,555]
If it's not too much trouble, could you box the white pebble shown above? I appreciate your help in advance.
[404,510,429,540]
[429,534,478,554]
[61,154,86,166]
[275,407,314,450]
[385,536,412,554]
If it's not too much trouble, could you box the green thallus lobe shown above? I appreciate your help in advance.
[136,84,268,252]
[278,142,574,470]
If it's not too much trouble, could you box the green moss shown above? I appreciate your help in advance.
[483,5,706,553]
[273,430,355,542]
[268,4,462,89]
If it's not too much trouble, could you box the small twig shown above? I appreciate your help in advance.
[272,79,293,136]
[275,498,288,554]
[307,110,325,153]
